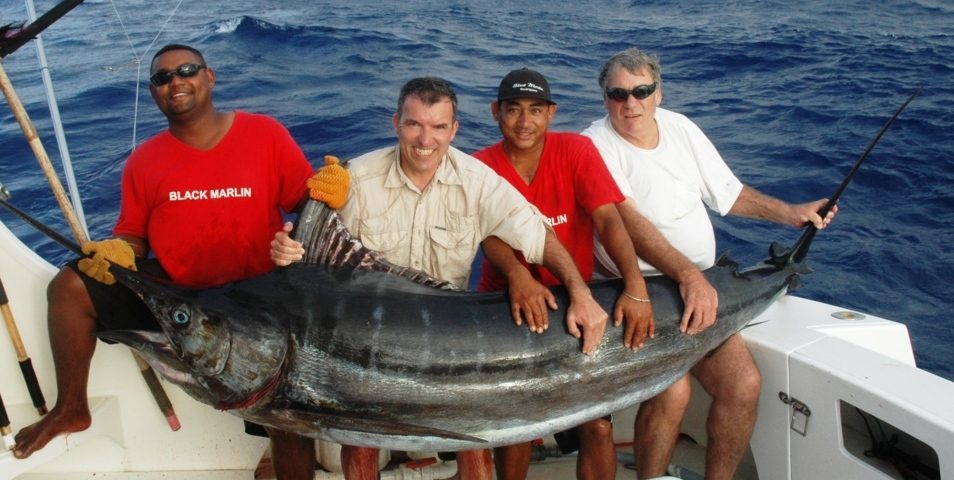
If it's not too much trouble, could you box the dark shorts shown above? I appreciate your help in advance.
[245,420,269,438]
[66,257,168,336]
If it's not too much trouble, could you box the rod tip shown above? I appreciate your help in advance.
[166,414,181,432]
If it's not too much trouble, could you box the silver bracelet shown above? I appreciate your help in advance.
[622,291,651,303]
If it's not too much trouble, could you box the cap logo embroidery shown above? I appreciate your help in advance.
[513,82,544,92]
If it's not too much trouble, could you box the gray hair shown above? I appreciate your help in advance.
[598,47,662,91]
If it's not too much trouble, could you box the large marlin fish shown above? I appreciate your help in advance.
[93,198,804,451]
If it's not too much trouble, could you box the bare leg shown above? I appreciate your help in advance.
[494,442,533,480]
[577,418,616,480]
[341,445,379,480]
[267,428,315,480]
[13,268,96,458]
[457,449,493,480]
[690,333,761,480]
[632,375,691,478]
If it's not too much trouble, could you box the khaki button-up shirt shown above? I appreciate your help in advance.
[340,145,547,289]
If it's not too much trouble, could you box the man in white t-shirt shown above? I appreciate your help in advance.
[583,47,837,479]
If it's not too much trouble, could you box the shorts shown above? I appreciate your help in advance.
[245,420,269,438]
[66,257,168,336]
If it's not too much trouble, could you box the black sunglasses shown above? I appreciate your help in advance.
[150,63,207,87]
[604,83,658,102]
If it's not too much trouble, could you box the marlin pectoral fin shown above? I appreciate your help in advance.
[272,408,487,443]
[715,251,738,269]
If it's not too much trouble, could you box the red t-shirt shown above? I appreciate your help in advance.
[113,111,313,287]
[473,132,623,291]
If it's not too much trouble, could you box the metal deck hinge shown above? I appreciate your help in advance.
[779,391,811,436]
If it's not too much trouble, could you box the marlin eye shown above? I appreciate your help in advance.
[172,308,191,325]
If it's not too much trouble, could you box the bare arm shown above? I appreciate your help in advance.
[481,236,557,333]
[728,185,837,229]
[538,229,608,355]
[616,198,719,334]
[590,203,655,350]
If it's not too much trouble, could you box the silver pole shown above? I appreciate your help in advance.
[24,0,89,238]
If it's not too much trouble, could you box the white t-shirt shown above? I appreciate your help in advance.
[582,108,743,276]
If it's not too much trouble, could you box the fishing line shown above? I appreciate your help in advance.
[106,0,185,151]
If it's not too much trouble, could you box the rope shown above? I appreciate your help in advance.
[106,0,185,151]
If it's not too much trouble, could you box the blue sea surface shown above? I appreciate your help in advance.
[2,1,953,379]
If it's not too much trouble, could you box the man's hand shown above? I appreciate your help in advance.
[506,268,557,333]
[678,271,719,334]
[270,221,305,266]
[616,293,655,350]
[565,290,608,355]
[792,199,838,229]
[78,239,137,285]
[307,155,350,209]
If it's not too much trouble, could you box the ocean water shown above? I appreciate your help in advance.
[1,0,952,379]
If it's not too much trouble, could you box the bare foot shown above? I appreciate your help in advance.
[13,405,91,459]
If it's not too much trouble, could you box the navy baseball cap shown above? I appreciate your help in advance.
[497,68,554,104]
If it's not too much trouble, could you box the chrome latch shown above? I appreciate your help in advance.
[779,391,811,436]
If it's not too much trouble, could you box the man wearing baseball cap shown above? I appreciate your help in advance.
[473,68,656,479]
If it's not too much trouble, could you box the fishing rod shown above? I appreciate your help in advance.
[1,0,182,432]
[0,56,86,244]
[0,0,85,58]
[0,189,182,432]
[771,88,922,267]
[1,390,14,450]
[1,273,48,417]
[0,185,49,417]
[0,186,82,256]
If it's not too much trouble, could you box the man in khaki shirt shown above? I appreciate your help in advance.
[339,142,544,290]
[272,76,608,480]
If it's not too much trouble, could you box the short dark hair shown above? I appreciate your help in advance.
[151,44,206,73]
[397,77,458,120]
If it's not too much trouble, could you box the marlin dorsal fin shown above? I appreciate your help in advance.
[291,198,459,290]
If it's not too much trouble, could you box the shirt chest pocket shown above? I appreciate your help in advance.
[358,215,410,256]
[427,215,478,286]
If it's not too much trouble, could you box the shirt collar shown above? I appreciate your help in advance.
[385,145,465,192]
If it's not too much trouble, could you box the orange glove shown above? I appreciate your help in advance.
[78,239,137,285]
[307,155,350,209]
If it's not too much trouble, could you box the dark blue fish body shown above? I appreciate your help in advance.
[104,200,804,450]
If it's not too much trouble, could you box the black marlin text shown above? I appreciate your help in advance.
[168,187,253,201]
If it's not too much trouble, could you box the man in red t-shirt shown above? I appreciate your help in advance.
[473,68,655,480]
[12,44,331,479]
